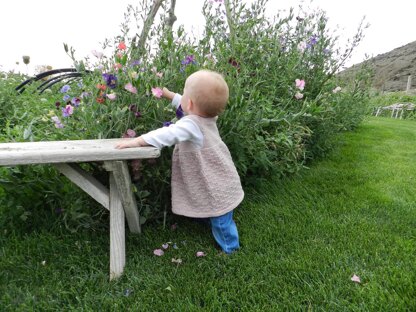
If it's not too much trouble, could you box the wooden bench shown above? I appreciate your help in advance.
[0,139,160,280]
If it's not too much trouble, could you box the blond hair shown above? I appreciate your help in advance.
[185,70,229,117]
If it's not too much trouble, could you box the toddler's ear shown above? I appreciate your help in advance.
[187,98,194,111]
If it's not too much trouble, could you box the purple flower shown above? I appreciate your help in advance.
[63,94,70,101]
[134,111,142,118]
[307,35,318,48]
[176,105,184,119]
[60,85,70,93]
[55,101,61,109]
[181,54,196,66]
[71,97,81,107]
[80,91,91,99]
[163,121,173,127]
[102,73,117,89]
[130,60,141,66]
[51,116,64,128]
[129,104,137,112]
[62,104,74,117]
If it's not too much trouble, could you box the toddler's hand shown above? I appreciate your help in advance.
[162,87,175,101]
[115,136,148,149]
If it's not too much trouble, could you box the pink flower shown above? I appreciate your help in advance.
[196,251,206,257]
[151,87,163,98]
[114,63,122,70]
[62,104,74,117]
[156,72,163,78]
[106,93,117,100]
[125,83,137,94]
[351,274,361,283]
[126,129,136,138]
[332,86,342,94]
[295,92,304,100]
[153,249,164,256]
[118,42,127,50]
[295,79,305,91]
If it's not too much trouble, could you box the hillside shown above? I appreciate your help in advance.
[341,40,416,92]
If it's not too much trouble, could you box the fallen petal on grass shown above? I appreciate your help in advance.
[171,258,182,264]
[351,274,361,283]
[153,249,164,256]
[196,251,206,257]
[162,243,169,250]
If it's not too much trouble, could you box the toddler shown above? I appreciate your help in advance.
[116,70,244,254]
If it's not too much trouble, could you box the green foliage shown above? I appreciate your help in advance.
[0,0,370,228]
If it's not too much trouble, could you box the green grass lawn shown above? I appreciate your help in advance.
[1,117,415,311]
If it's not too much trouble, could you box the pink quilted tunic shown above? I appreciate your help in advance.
[171,115,244,218]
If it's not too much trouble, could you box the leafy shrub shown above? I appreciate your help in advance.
[0,0,370,228]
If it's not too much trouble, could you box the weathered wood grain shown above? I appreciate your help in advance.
[0,139,159,166]
[53,163,110,210]
[109,174,126,281]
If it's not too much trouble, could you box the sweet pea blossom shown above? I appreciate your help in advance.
[297,41,307,52]
[62,104,74,117]
[122,129,136,138]
[125,83,137,94]
[71,97,81,107]
[102,73,117,89]
[333,86,342,93]
[153,249,164,256]
[295,79,305,91]
[118,41,127,50]
[106,93,117,100]
[60,85,70,93]
[151,87,163,98]
[181,54,196,65]
[176,105,184,119]
[51,116,64,128]
[307,35,318,48]
[295,92,304,100]
[196,251,206,257]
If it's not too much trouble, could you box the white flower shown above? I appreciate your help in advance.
[297,41,307,53]
[332,86,342,94]
[91,50,104,58]
[295,92,304,100]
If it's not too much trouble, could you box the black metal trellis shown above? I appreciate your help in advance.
[15,68,90,94]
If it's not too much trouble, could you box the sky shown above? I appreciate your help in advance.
[1,0,415,75]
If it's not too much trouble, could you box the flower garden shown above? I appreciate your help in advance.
[0,0,371,229]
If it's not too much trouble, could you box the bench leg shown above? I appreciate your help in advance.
[109,173,126,281]
[104,160,141,233]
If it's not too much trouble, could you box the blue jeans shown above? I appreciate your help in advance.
[210,210,240,254]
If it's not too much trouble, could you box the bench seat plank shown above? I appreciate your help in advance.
[0,138,159,166]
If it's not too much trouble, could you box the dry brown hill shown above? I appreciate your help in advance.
[341,40,416,92]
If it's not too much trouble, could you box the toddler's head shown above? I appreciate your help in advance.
[182,70,229,117]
